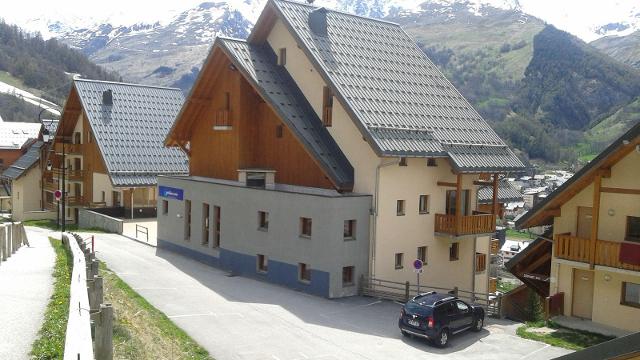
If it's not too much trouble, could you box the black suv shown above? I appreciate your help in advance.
[398,292,485,347]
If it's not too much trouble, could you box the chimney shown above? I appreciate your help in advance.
[102,89,113,106]
[308,7,328,36]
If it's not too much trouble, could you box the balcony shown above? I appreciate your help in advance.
[435,213,496,236]
[67,196,85,207]
[43,181,58,192]
[555,234,640,272]
[44,202,57,211]
[55,142,83,154]
[489,277,497,293]
[52,169,84,181]
[490,238,500,256]
[213,109,231,129]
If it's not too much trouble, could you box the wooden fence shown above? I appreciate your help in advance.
[0,222,27,264]
[359,276,502,316]
[62,232,113,360]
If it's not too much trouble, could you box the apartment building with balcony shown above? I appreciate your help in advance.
[516,123,640,332]
[159,0,524,298]
[46,79,188,223]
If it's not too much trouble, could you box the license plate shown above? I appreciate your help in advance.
[408,319,420,327]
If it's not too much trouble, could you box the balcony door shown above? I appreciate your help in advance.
[446,190,470,216]
[577,206,592,239]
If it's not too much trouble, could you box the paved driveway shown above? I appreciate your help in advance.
[92,233,572,360]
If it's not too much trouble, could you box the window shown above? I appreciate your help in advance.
[455,301,470,313]
[622,282,640,308]
[112,191,121,207]
[395,253,404,269]
[258,211,269,230]
[396,200,405,216]
[450,243,459,261]
[257,254,268,273]
[475,253,487,272]
[427,158,437,167]
[300,217,312,237]
[399,157,407,166]
[276,125,283,138]
[626,216,640,242]
[417,246,427,264]
[246,172,266,188]
[278,48,287,66]
[202,203,210,246]
[299,263,311,282]
[419,195,429,214]
[344,220,356,240]
[446,190,470,216]
[213,206,221,247]
[342,266,354,286]
[162,200,168,215]
[322,86,333,126]
[184,200,191,241]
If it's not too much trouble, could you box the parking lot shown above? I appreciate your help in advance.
[91,232,572,360]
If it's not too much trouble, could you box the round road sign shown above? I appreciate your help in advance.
[54,190,62,201]
[413,259,423,270]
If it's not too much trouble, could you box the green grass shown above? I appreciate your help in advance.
[506,228,535,240]
[31,237,72,359]
[517,320,615,350]
[100,263,212,359]
[23,219,109,233]
[497,280,518,293]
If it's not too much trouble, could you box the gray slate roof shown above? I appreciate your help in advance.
[1,141,43,180]
[74,80,189,187]
[477,181,523,204]
[218,37,354,188]
[265,0,524,172]
[42,120,59,138]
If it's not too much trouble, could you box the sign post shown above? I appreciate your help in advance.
[413,259,423,294]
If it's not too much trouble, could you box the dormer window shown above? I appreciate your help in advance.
[278,48,287,66]
[214,92,232,130]
[247,172,266,188]
[322,86,333,127]
[238,169,276,189]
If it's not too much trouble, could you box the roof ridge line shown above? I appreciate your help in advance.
[74,78,182,91]
[443,142,507,148]
[368,125,433,132]
[272,0,401,27]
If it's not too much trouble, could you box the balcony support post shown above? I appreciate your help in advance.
[590,175,601,269]
[492,173,499,217]
[456,173,462,236]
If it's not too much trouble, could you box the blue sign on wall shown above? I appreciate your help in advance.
[159,186,184,200]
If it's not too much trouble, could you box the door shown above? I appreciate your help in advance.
[446,190,471,216]
[577,207,592,239]
[453,301,474,330]
[572,269,594,319]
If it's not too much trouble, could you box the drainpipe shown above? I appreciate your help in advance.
[130,188,134,220]
[370,157,402,279]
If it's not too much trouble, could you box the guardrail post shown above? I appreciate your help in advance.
[497,293,503,318]
[87,275,103,312]
[91,259,99,279]
[404,281,410,302]
[358,274,365,296]
[95,303,113,360]
[0,226,6,262]
[451,286,458,297]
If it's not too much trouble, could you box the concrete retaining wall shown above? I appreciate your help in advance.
[21,210,57,222]
[78,208,123,234]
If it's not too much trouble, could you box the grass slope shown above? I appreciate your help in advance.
[100,264,212,359]
[517,320,614,350]
[31,237,71,359]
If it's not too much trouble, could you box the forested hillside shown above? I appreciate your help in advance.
[0,20,120,107]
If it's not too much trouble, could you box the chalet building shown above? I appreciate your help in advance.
[0,120,42,172]
[477,180,524,219]
[516,123,640,332]
[47,79,188,223]
[160,0,524,298]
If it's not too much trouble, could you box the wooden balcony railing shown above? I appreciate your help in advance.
[214,109,231,128]
[67,196,85,207]
[43,181,58,192]
[44,202,57,211]
[555,234,640,272]
[55,142,83,154]
[52,169,83,181]
[435,213,496,236]
[490,238,500,256]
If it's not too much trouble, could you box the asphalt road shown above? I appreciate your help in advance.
[92,232,572,360]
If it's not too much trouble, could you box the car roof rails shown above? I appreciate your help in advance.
[433,296,457,306]
[412,291,436,300]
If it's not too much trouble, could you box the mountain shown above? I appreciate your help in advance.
[591,30,640,70]
[0,20,120,122]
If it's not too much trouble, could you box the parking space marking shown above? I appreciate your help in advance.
[519,343,551,359]
[168,312,244,319]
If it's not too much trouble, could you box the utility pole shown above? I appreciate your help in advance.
[61,135,66,233]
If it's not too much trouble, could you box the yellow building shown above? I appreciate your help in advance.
[517,123,640,332]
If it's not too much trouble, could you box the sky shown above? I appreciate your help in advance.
[1,0,639,41]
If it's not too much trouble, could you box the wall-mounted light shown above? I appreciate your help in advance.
[604,274,612,282]
[608,209,615,216]
[177,214,183,218]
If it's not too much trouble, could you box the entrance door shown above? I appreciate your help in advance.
[446,190,470,216]
[572,269,594,319]
[577,207,592,239]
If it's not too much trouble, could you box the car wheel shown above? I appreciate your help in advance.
[473,317,484,332]
[435,329,449,347]
[401,330,410,338]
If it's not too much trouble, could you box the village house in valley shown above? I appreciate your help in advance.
[516,123,640,332]
[46,79,188,224]
[160,0,524,298]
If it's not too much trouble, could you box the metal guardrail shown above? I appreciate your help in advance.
[0,222,27,265]
[359,275,502,317]
[136,224,149,242]
[62,232,113,360]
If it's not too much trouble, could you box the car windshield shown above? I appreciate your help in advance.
[405,302,432,316]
